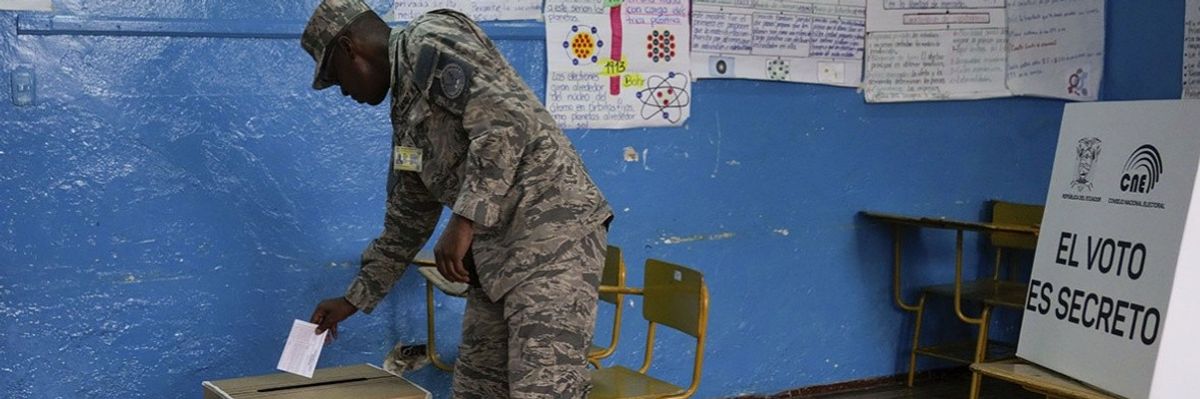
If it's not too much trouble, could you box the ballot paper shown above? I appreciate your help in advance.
[276,319,327,378]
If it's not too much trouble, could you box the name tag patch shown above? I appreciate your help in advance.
[394,146,423,172]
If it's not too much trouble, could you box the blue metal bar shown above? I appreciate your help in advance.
[16,14,545,41]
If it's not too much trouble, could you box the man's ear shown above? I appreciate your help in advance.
[337,35,356,60]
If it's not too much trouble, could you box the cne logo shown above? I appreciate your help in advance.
[1119,145,1163,194]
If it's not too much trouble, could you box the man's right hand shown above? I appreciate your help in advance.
[310,296,358,343]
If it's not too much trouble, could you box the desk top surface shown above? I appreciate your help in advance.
[861,210,1040,235]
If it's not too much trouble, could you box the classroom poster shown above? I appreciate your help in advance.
[392,0,542,21]
[1006,0,1104,101]
[1185,0,1200,99]
[863,0,1104,103]
[690,0,866,87]
[863,0,1010,102]
[544,0,691,129]
[1018,101,1200,399]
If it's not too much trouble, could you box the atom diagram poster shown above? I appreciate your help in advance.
[392,0,541,22]
[691,0,865,87]
[545,0,691,129]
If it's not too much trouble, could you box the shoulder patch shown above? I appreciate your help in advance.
[429,53,474,115]
[439,63,467,100]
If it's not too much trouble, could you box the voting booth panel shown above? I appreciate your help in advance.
[1018,100,1200,399]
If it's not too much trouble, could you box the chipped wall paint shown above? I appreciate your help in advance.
[0,1,1187,398]
[623,146,639,162]
[660,232,736,245]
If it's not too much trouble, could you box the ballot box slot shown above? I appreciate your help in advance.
[256,378,369,392]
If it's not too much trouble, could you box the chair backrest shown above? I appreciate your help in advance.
[600,246,626,304]
[989,200,1044,250]
[637,259,708,398]
[643,259,708,339]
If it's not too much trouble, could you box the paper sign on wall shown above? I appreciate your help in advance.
[863,0,1103,103]
[1006,0,1104,101]
[544,0,691,129]
[1184,0,1200,99]
[392,0,541,21]
[0,0,51,11]
[690,0,865,87]
[1018,101,1200,399]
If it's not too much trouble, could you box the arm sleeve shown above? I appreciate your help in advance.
[406,15,533,228]
[344,168,442,314]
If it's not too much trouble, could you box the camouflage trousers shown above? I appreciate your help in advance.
[451,224,607,399]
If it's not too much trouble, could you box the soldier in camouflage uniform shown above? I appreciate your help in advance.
[301,1,613,398]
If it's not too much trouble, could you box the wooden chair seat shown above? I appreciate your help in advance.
[589,366,684,399]
[923,280,1028,309]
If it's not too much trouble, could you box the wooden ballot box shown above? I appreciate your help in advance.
[202,364,429,399]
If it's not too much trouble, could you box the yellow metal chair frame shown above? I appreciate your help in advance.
[866,201,1042,399]
[589,259,708,399]
[418,246,631,372]
[410,256,462,373]
[971,359,1119,399]
[589,246,628,368]
[423,272,461,372]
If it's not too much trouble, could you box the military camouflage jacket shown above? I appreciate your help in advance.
[344,10,612,313]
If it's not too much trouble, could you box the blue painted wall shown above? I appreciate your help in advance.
[0,1,1184,398]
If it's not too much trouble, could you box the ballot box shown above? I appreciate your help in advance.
[1018,100,1200,399]
[202,364,430,399]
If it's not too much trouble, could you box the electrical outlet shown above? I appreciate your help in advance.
[11,67,36,107]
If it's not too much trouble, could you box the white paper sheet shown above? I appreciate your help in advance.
[1185,0,1200,99]
[545,0,691,129]
[392,0,542,22]
[1006,0,1104,101]
[276,319,327,378]
[0,0,52,11]
[865,28,1010,102]
[690,0,866,87]
[863,0,1104,103]
[863,0,1010,102]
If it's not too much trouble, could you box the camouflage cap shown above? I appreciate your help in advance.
[302,0,374,90]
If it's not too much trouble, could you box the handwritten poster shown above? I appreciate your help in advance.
[545,0,691,129]
[392,0,542,21]
[1185,0,1200,99]
[864,0,1009,102]
[690,0,866,87]
[1007,0,1104,101]
[863,0,1104,103]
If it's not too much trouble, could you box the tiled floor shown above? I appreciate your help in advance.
[805,372,1042,399]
